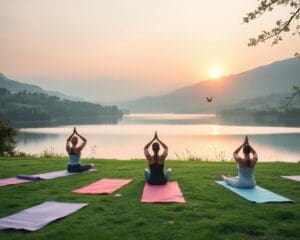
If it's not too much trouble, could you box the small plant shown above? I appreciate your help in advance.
[175,147,230,162]
[11,150,33,158]
[40,146,64,158]
[175,149,205,162]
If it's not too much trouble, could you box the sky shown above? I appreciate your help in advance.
[0,0,299,102]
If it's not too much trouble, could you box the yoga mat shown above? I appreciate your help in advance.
[215,181,294,203]
[0,177,32,187]
[0,201,88,231]
[30,169,96,180]
[141,181,186,203]
[0,169,96,187]
[72,178,134,195]
[282,176,300,182]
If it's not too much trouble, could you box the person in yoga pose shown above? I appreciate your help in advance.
[222,136,258,188]
[144,132,172,185]
[66,127,94,173]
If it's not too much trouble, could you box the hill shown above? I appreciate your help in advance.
[121,58,300,113]
[0,88,123,127]
[0,73,81,101]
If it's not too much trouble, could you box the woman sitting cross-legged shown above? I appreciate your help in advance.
[222,136,258,188]
[144,132,172,185]
[66,127,94,173]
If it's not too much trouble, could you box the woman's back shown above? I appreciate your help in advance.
[149,162,164,176]
[238,157,257,168]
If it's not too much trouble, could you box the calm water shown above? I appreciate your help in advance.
[17,114,300,162]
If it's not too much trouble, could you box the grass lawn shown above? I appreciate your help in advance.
[0,157,300,240]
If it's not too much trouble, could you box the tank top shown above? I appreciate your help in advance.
[237,165,256,187]
[68,149,80,165]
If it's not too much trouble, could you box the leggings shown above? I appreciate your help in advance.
[223,176,256,188]
[67,164,92,173]
[144,168,172,185]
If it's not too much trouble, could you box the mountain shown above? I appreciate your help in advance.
[0,73,81,101]
[120,58,300,113]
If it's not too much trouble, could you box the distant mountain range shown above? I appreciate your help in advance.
[0,73,81,101]
[120,58,300,113]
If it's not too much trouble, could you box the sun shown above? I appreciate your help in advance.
[210,68,222,79]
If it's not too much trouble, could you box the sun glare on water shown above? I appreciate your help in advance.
[210,69,222,79]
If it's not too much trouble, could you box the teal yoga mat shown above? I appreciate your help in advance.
[215,181,294,203]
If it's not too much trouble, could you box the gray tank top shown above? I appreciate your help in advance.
[68,153,80,165]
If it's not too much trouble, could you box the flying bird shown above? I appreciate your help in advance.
[206,97,213,102]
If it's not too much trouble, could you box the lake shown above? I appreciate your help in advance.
[16,114,300,162]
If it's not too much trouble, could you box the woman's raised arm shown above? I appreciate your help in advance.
[156,135,168,158]
[74,128,87,151]
[233,136,248,163]
[144,133,156,158]
[66,127,75,151]
[250,145,258,162]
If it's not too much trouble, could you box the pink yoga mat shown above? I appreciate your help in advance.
[141,181,186,203]
[0,177,32,187]
[72,178,134,195]
[282,176,300,182]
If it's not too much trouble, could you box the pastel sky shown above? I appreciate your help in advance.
[0,0,299,102]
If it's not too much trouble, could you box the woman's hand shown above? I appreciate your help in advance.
[244,136,249,145]
[154,131,158,140]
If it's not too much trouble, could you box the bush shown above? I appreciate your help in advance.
[0,120,18,156]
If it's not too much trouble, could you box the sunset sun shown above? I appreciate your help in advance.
[210,68,222,79]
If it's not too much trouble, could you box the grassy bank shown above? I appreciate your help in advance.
[0,157,300,240]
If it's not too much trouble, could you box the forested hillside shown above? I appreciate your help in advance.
[0,73,80,101]
[0,88,123,127]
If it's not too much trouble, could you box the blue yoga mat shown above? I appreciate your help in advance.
[215,181,294,203]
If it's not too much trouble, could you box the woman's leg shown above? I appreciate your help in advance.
[222,175,241,188]
[222,175,255,188]
[67,164,81,173]
[79,164,93,172]
[165,168,172,180]
[144,168,150,182]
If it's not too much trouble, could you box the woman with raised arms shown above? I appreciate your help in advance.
[66,127,94,173]
[222,136,258,188]
[144,132,172,185]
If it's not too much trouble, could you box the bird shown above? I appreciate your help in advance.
[206,97,213,102]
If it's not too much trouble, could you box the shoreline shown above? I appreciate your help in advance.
[1,157,299,164]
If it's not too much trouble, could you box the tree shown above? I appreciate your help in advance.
[243,0,300,51]
[0,120,18,156]
[285,85,300,108]
[243,0,300,106]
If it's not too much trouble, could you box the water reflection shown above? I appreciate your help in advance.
[16,114,300,162]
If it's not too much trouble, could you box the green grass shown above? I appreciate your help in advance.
[0,157,300,240]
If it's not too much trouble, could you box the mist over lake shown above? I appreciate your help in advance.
[17,114,300,162]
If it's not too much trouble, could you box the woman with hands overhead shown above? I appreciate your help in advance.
[66,127,94,173]
[144,131,172,185]
[222,136,258,188]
